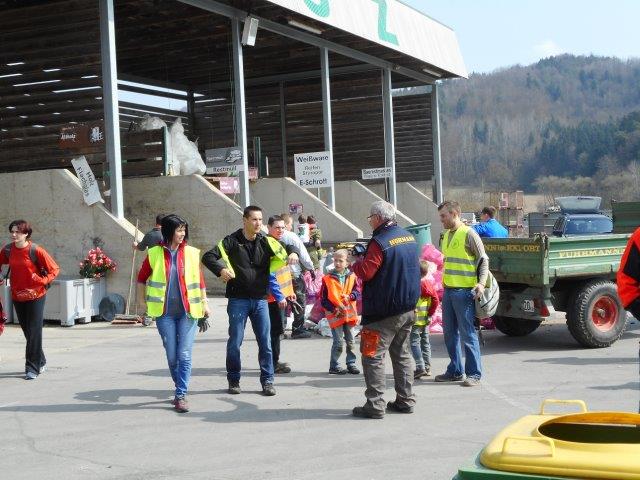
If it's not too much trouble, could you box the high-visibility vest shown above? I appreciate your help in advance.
[415,296,432,326]
[216,235,288,277]
[146,245,204,318]
[324,273,358,328]
[442,225,477,288]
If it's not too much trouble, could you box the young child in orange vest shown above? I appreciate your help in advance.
[321,249,361,375]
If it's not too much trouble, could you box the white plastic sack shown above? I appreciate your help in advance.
[316,319,332,337]
[139,115,167,131]
[169,118,205,176]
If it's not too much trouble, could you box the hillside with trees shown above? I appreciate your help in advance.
[439,54,640,201]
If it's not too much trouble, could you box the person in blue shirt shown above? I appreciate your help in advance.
[472,206,508,238]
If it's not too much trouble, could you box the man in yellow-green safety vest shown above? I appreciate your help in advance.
[436,200,489,387]
[202,206,300,397]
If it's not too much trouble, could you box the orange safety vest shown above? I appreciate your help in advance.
[324,273,358,328]
[267,265,295,303]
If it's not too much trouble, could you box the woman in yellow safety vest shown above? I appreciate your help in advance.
[136,214,210,413]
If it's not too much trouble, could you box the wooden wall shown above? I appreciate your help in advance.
[0,0,106,173]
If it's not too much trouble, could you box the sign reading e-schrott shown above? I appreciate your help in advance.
[294,151,332,189]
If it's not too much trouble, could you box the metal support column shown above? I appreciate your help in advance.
[431,81,444,204]
[320,47,335,211]
[382,68,397,207]
[99,0,123,219]
[279,81,288,178]
[232,18,250,207]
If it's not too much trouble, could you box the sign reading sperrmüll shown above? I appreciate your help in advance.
[294,151,332,189]
[362,167,392,180]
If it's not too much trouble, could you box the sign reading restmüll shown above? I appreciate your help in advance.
[294,151,332,189]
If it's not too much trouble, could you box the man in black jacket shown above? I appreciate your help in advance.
[202,206,298,396]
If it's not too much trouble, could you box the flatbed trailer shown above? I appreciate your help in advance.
[484,234,630,347]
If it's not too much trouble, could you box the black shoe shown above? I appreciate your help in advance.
[434,373,464,382]
[352,406,384,419]
[262,383,276,396]
[386,401,414,414]
[228,381,241,395]
[329,367,348,375]
[347,365,360,375]
[291,329,312,339]
[275,362,291,374]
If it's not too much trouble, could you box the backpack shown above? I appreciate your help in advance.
[2,243,50,287]
[475,257,500,318]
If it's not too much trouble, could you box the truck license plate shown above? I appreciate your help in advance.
[522,299,535,313]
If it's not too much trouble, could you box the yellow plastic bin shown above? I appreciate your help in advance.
[406,223,432,249]
[479,399,640,480]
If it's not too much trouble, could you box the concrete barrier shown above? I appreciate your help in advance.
[0,170,138,299]
[250,177,362,242]
[334,180,414,233]
[123,175,242,295]
[369,182,443,241]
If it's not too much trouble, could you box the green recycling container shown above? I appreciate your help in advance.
[405,223,432,249]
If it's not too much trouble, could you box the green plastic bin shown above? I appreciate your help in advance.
[405,223,432,249]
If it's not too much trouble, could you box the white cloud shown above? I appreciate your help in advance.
[533,40,565,58]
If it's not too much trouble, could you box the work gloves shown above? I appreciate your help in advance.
[198,315,210,333]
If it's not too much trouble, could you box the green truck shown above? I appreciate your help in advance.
[485,200,638,348]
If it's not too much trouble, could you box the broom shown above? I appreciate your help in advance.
[112,219,143,325]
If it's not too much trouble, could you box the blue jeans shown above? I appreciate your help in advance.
[330,324,356,370]
[156,313,198,398]
[410,324,431,371]
[227,298,274,385]
[442,288,482,379]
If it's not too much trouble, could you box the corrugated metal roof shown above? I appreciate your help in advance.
[264,0,467,78]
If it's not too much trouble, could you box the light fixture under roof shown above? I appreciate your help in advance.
[287,19,323,35]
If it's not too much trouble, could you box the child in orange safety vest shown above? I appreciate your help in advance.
[412,260,440,379]
[321,249,361,375]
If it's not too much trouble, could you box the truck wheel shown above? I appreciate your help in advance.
[566,280,627,348]
[494,316,542,336]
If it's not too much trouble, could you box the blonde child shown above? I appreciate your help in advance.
[412,260,439,379]
[321,249,361,374]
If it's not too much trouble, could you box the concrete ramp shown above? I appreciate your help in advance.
[0,170,138,299]
[334,181,414,233]
[250,178,362,242]
[123,175,242,294]
[369,182,442,241]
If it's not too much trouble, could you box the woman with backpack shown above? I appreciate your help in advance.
[0,220,59,380]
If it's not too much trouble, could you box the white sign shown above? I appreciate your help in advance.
[294,151,332,189]
[71,156,103,206]
[205,147,244,175]
[362,167,392,180]
[265,0,467,77]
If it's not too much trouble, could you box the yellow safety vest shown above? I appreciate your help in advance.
[442,225,477,288]
[415,296,432,327]
[216,235,288,277]
[146,245,204,319]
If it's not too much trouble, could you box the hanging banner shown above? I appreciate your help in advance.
[219,177,240,194]
[294,151,332,189]
[205,147,244,175]
[71,156,103,206]
[362,167,392,180]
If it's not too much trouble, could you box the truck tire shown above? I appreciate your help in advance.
[566,280,627,348]
[494,316,542,336]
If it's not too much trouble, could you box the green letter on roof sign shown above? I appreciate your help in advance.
[304,0,330,18]
[373,0,398,46]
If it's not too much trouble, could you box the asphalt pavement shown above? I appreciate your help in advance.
[1,298,639,480]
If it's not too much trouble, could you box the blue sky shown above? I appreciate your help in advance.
[403,0,640,74]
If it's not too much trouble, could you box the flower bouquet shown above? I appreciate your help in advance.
[79,247,117,278]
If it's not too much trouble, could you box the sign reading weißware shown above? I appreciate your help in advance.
[294,151,332,189]
[362,167,392,180]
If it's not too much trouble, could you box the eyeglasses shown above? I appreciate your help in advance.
[367,214,378,219]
